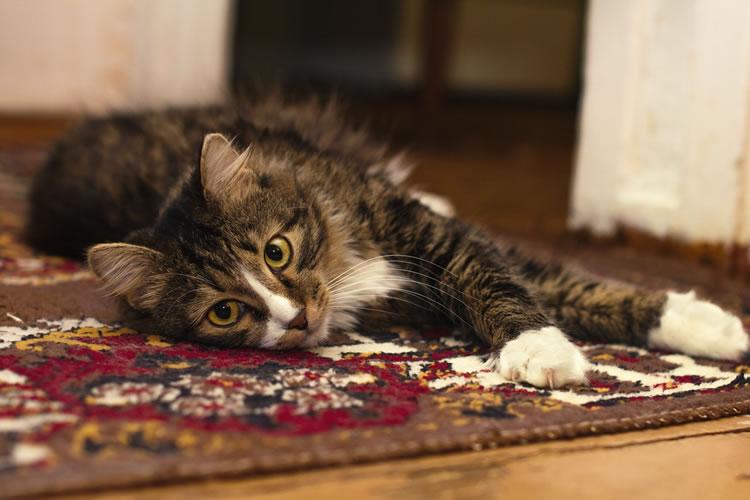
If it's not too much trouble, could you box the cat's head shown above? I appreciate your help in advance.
[87,133,388,348]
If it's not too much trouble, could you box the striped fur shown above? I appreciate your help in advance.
[26,95,747,374]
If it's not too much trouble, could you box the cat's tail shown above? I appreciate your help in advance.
[520,257,749,361]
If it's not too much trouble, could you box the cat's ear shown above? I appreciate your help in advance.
[88,243,164,310]
[199,133,251,199]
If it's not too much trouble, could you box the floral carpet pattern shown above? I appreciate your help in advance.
[1,151,750,497]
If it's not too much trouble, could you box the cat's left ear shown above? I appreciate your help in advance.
[199,133,251,199]
[88,243,165,310]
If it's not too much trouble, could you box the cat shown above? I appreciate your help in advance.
[26,95,750,389]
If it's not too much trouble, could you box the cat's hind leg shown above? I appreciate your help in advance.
[487,285,750,389]
[526,261,749,361]
[649,290,748,361]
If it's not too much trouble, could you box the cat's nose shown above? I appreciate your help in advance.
[287,308,308,331]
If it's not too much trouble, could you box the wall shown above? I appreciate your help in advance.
[571,0,750,248]
[0,0,234,113]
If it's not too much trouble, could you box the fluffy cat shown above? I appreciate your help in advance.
[27,96,750,388]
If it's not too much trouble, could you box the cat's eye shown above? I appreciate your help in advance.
[264,236,292,270]
[207,300,243,327]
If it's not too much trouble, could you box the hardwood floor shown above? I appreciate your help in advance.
[2,103,748,499]
[68,416,750,500]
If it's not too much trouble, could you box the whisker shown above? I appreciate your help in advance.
[327,253,461,288]
[329,299,433,317]
[329,258,472,305]
[328,305,400,317]
[327,256,389,288]
[330,275,482,318]
[328,286,474,330]
[329,295,434,319]
[330,267,470,301]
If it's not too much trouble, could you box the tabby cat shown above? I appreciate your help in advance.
[27,96,749,388]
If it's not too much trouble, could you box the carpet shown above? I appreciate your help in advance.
[1,151,750,497]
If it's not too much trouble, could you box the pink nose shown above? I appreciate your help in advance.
[287,309,308,331]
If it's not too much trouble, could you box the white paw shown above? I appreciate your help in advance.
[649,291,749,361]
[487,326,590,388]
[411,190,456,217]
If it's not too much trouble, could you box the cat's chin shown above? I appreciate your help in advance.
[300,313,332,348]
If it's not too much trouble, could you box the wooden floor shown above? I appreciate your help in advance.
[70,416,750,500]
[2,103,749,499]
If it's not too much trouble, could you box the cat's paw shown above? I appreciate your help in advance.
[487,326,590,388]
[649,291,749,361]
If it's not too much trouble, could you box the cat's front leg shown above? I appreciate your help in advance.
[466,272,591,388]
[416,227,590,388]
[379,204,590,388]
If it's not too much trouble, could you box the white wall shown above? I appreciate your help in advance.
[571,0,750,245]
[0,0,234,113]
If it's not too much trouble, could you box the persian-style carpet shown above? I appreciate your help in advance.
[1,151,750,497]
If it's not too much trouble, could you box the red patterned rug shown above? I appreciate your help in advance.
[1,151,750,497]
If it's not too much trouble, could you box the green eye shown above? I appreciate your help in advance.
[207,300,242,327]
[264,236,292,270]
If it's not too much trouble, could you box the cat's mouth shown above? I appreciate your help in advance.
[267,308,329,349]
[273,329,308,349]
[300,310,331,348]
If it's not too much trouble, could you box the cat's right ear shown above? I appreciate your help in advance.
[88,243,164,310]
[199,133,251,199]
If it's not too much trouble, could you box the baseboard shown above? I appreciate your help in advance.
[571,225,749,281]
